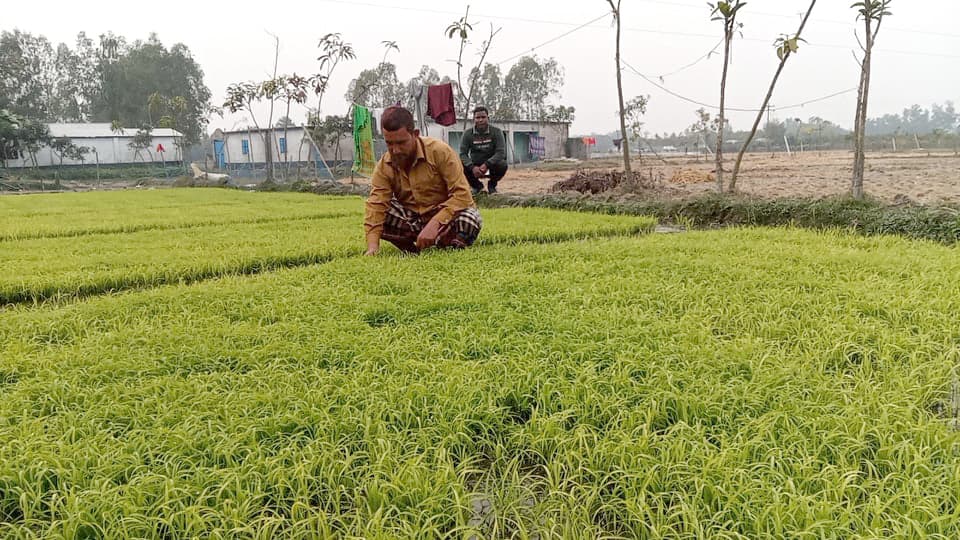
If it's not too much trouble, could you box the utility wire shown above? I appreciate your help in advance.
[621,59,857,113]
[311,0,960,61]
[633,0,960,38]
[653,38,724,80]
[493,13,611,66]
[313,0,960,39]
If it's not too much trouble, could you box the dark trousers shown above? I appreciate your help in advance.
[463,162,508,192]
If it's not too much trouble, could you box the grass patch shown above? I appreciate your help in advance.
[482,193,960,243]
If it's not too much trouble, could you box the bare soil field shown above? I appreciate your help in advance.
[499,150,960,205]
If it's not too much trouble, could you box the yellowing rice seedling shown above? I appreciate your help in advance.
[1,190,958,538]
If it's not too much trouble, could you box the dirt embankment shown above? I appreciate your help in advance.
[498,151,960,205]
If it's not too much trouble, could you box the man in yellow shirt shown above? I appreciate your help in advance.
[364,106,483,255]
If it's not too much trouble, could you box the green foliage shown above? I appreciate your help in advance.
[6,164,181,183]
[311,33,356,122]
[308,114,352,161]
[0,109,23,163]
[0,30,212,143]
[343,62,407,109]
[480,193,960,244]
[624,95,650,142]
[470,56,570,121]
[0,30,56,120]
[709,0,748,23]
[127,126,154,162]
[852,0,893,21]
[93,35,212,145]
[775,35,804,61]
[445,12,473,40]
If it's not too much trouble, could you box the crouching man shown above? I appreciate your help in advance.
[364,106,483,255]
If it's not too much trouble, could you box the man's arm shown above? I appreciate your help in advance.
[485,127,506,167]
[363,159,394,255]
[459,129,473,166]
[433,144,476,226]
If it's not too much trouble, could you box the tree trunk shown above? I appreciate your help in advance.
[611,1,632,176]
[283,100,292,177]
[852,18,875,200]
[730,0,817,191]
[716,30,732,193]
[263,129,274,183]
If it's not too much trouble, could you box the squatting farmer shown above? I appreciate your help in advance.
[364,106,483,255]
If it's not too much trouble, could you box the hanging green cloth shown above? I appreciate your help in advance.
[352,105,376,176]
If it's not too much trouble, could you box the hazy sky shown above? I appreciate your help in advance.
[5,0,959,136]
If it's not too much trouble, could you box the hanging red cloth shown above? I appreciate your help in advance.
[427,83,457,126]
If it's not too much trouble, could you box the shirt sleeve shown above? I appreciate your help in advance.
[485,128,506,167]
[434,144,476,225]
[364,157,394,243]
[459,129,473,166]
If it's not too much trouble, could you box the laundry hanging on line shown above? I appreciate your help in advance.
[352,105,376,176]
[426,83,457,127]
[529,135,546,158]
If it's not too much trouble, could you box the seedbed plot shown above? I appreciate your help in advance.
[1,200,654,305]
[1,229,958,538]
[0,190,362,241]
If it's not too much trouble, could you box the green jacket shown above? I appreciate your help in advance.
[459,126,506,167]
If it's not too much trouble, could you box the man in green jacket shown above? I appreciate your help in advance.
[459,106,508,194]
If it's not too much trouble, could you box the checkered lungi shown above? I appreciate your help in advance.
[381,199,482,253]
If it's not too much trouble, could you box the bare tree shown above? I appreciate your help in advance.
[729,0,817,191]
[851,0,892,200]
[276,74,309,176]
[447,6,501,129]
[262,33,280,183]
[223,82,265,170]
[378,41,401,109]
[311,33,356,124]
[624,95,650,169]
[709,0,745,193]
[128,126,154,163]
[605,0,631,175]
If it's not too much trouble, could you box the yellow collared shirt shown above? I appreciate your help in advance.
[364,136,476,243]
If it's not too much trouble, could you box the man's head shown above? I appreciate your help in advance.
[381,106,419,163]
[473,106,489,131]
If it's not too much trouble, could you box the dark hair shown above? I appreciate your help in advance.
[381,106,416,132]
[473,106,489,116]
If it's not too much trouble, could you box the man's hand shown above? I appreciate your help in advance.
[479,163,488,175]
[365,240,380,256]
[416,217,443,251]
[472,165,484,178]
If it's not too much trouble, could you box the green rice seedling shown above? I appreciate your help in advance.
[1,228,960,537]
[0,190,363,241]
[0,194,654,305]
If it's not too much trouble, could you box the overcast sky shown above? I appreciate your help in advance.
[5,0,959,136]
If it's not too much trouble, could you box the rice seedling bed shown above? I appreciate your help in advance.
[1,191,654,305]
[0,191,360,241]
[1,228,958,538]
